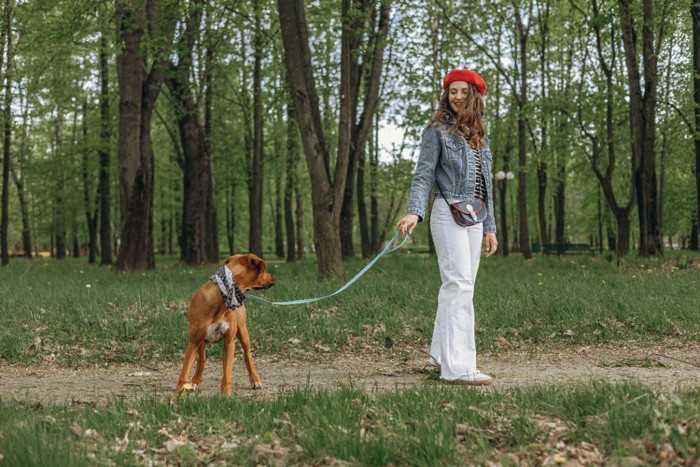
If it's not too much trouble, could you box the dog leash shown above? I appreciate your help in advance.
[246,231,410,306]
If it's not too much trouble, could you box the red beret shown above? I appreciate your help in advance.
[443,69,487,96]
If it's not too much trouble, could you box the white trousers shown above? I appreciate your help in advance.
[429,199,484,380]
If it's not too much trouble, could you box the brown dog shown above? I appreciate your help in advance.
[172,254,274,399]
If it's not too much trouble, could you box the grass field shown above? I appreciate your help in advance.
[0,249,698,366]
[0,249,699,465]
[0,381,698,465]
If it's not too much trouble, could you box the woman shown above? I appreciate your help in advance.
[396,69,498,385]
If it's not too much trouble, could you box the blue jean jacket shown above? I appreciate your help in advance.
[406,124,497,234]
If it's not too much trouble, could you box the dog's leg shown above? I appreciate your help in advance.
[220,331,236,396]
[191,342,206,390]
[172,340,199,399]
[237,319,263,389]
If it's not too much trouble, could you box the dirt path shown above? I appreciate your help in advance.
[2,343,699,405]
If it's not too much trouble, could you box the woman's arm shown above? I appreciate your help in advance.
[405,126,441,222]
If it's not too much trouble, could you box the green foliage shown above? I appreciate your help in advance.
[0,0,697,264]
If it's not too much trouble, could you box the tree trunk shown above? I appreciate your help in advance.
[537,162,548,250]
[225,177,236,256]
[249,0,264,257]
[536,2,551,253]
[114,0,176,272]
[358,137,370,258]
[165,0,215,266]
[285,95,298,262]
[278,0,347,279]
[515,11,532,260]
[618,0,664,256]
[295,180,304,260]
[0,0,12,265]
[369,132,379,254]
[274,147,285,258]
[72,218,80,258]
[82,100,98,264]
[553,161,566,244]
[692,1,700,239]
[338,0,390,259]
[98,34,112,265]
[175,107,210,265]
[204,45,218,264]
[11,169,31,259]
[54,112,66,260]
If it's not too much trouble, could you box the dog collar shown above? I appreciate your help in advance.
[211,265,246,310]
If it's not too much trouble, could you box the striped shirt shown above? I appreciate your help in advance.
[474,147,486,200]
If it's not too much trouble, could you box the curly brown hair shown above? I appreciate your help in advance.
[428,84,484,149]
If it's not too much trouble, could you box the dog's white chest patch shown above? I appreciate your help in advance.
[205,320,230,344]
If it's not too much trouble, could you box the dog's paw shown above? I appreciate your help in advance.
[252,381,263,390]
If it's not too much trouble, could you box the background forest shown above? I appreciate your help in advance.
[0,0,697,278]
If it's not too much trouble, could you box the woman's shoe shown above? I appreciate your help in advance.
[442,371,492,386]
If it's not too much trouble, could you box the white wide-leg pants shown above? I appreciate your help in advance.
[429,199,484,380]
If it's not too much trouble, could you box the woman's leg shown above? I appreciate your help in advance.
[429,200,483,380]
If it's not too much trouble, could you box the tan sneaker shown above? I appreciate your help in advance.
[442,371,492,386]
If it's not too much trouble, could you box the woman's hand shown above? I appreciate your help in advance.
[484,232,498,257]
[396,214,419,235]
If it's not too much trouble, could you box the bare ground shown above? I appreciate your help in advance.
[1,341,699,405]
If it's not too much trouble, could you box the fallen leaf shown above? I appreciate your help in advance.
[496,337,511,349]
[620,456,645,465]
[255,441,290,467]
[84,429,105,443]
[70,422,84,437]
[288,338,301,345]
[164,437,187,452]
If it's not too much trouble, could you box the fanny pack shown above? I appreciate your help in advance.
[434,179,486,227]
[447,198,486,227]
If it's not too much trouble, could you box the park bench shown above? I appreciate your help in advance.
[542,243,593,255]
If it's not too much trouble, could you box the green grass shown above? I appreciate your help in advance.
[1,252,698,464]
[0,250,698,366]
[0,382,698,465]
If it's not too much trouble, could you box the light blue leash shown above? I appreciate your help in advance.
[246,231,410,306]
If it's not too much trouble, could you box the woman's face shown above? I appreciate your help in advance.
[448,81,470,113]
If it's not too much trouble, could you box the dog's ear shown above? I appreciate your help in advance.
[247,254,266,272]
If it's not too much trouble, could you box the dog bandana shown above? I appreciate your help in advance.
[211,265,246,310]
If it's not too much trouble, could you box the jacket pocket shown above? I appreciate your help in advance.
[443,136,466,167]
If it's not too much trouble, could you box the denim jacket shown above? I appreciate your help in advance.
[406,123,497,234]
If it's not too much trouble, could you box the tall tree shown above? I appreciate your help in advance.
[573,0,635,258]
[277,0,350,278]
[284,91,299,262]
[82,100,98,264]
[249,0,264,257]
[98,34,112,265]
[338,0,391,259]
[0,0,13,266]
[514,2,534,259]
[114,0,177,271]
[165,0,218,265]
[12,89,31,259]
[618,0,668,256]
[693,0,700,248]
